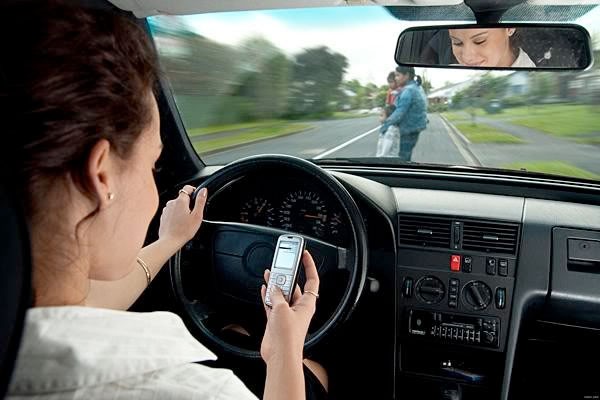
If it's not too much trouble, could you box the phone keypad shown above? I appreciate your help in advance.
[265,273,294,306]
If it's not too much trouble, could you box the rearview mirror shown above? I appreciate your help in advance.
[395,24,592,70]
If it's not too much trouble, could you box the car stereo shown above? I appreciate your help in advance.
[407,309,500,348]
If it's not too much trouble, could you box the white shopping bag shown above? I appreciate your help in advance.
[376,126,400,157]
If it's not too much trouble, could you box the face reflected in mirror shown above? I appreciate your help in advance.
[448,28,534,68]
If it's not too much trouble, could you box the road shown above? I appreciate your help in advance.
[202,114,470,166]
[471,115,600,175]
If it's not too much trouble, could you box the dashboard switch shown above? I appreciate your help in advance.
[402,277,413,298]
[498,259,508,276]
[486,257,497,275]
[463,256,472,273]
[450,255,461,271]
[496,287,506,309]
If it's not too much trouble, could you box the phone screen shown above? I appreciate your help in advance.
[274,241,299,270]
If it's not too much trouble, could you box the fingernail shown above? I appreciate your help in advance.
[200,188,207,198]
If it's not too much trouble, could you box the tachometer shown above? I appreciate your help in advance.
[329,212,343,236]
[240,197,275,226]
[279,190,328,237]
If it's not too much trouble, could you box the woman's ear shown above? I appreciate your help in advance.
[86,139,116,210]
[507,28,516,37]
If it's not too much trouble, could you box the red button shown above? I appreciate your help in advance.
[450,255,461,271]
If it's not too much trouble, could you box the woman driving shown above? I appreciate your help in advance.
[2,1,327,399]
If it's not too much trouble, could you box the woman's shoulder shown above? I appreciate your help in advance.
[512,48,536,68]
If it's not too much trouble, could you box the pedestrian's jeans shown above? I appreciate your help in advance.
[399,131,421,161]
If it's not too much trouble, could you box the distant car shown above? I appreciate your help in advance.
[486,98,503,114]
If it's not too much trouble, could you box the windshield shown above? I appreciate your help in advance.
[149,5,600,182]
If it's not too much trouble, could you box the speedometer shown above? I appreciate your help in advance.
[279,190,328,238]
[240,197,275,226]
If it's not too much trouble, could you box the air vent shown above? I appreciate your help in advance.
[399,214,451,249]
[462,220,519,255]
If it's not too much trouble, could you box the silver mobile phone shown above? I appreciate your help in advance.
[265,234,305,307]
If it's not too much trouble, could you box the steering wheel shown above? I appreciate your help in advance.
[170,155,368,359]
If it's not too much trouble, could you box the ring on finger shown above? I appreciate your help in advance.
[179,189,192,197]
[304,290,319,299]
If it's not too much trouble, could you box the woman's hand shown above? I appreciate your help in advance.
[158,185,207,250]
[260,250,320,365]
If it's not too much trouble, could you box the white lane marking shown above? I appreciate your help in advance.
[313,126,380,159]
[301,148,328,156]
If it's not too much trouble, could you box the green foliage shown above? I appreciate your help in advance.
[374,88,388,108]
[529,73,554,102]
[429,103,448,113]
[286,47,348,117]
[502,95,528,108]
[450,73,509,109]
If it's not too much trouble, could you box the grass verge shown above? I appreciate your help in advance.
[454,122,525,144]
[503,161,600,180]
[193,122,312,153]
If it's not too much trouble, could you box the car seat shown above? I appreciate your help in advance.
[0,184,31,399]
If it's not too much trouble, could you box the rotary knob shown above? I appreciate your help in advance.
[463,281,492,310]
[416,276,445,304]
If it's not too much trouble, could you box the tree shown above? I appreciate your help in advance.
[449,73,509,110]
[287,47,348,117]
[530,73,553,103]
[235,37,292,119]
[420,72,433,94]
[374,87,388,108]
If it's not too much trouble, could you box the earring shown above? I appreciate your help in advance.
[107,192,115,201]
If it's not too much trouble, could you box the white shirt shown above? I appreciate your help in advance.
[8,306,258,400]
[512,48,536,68]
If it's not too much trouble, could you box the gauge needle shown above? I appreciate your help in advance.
[257,200,267,214]
[304,214,325,221]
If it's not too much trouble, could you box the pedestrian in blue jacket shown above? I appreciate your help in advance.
[379,66,428,161]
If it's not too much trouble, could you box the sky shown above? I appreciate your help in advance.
[160,4,600,90]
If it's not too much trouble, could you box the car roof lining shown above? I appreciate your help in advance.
[106,0,600,18]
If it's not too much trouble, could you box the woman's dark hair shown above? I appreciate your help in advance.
[0,1,159,217]
[395,66,422,86]
[509,28,522,58]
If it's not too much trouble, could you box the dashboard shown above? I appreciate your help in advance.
[176,165,600,400]
[204,170,350,246]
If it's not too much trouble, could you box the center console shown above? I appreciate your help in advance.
[396,214,519,400]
